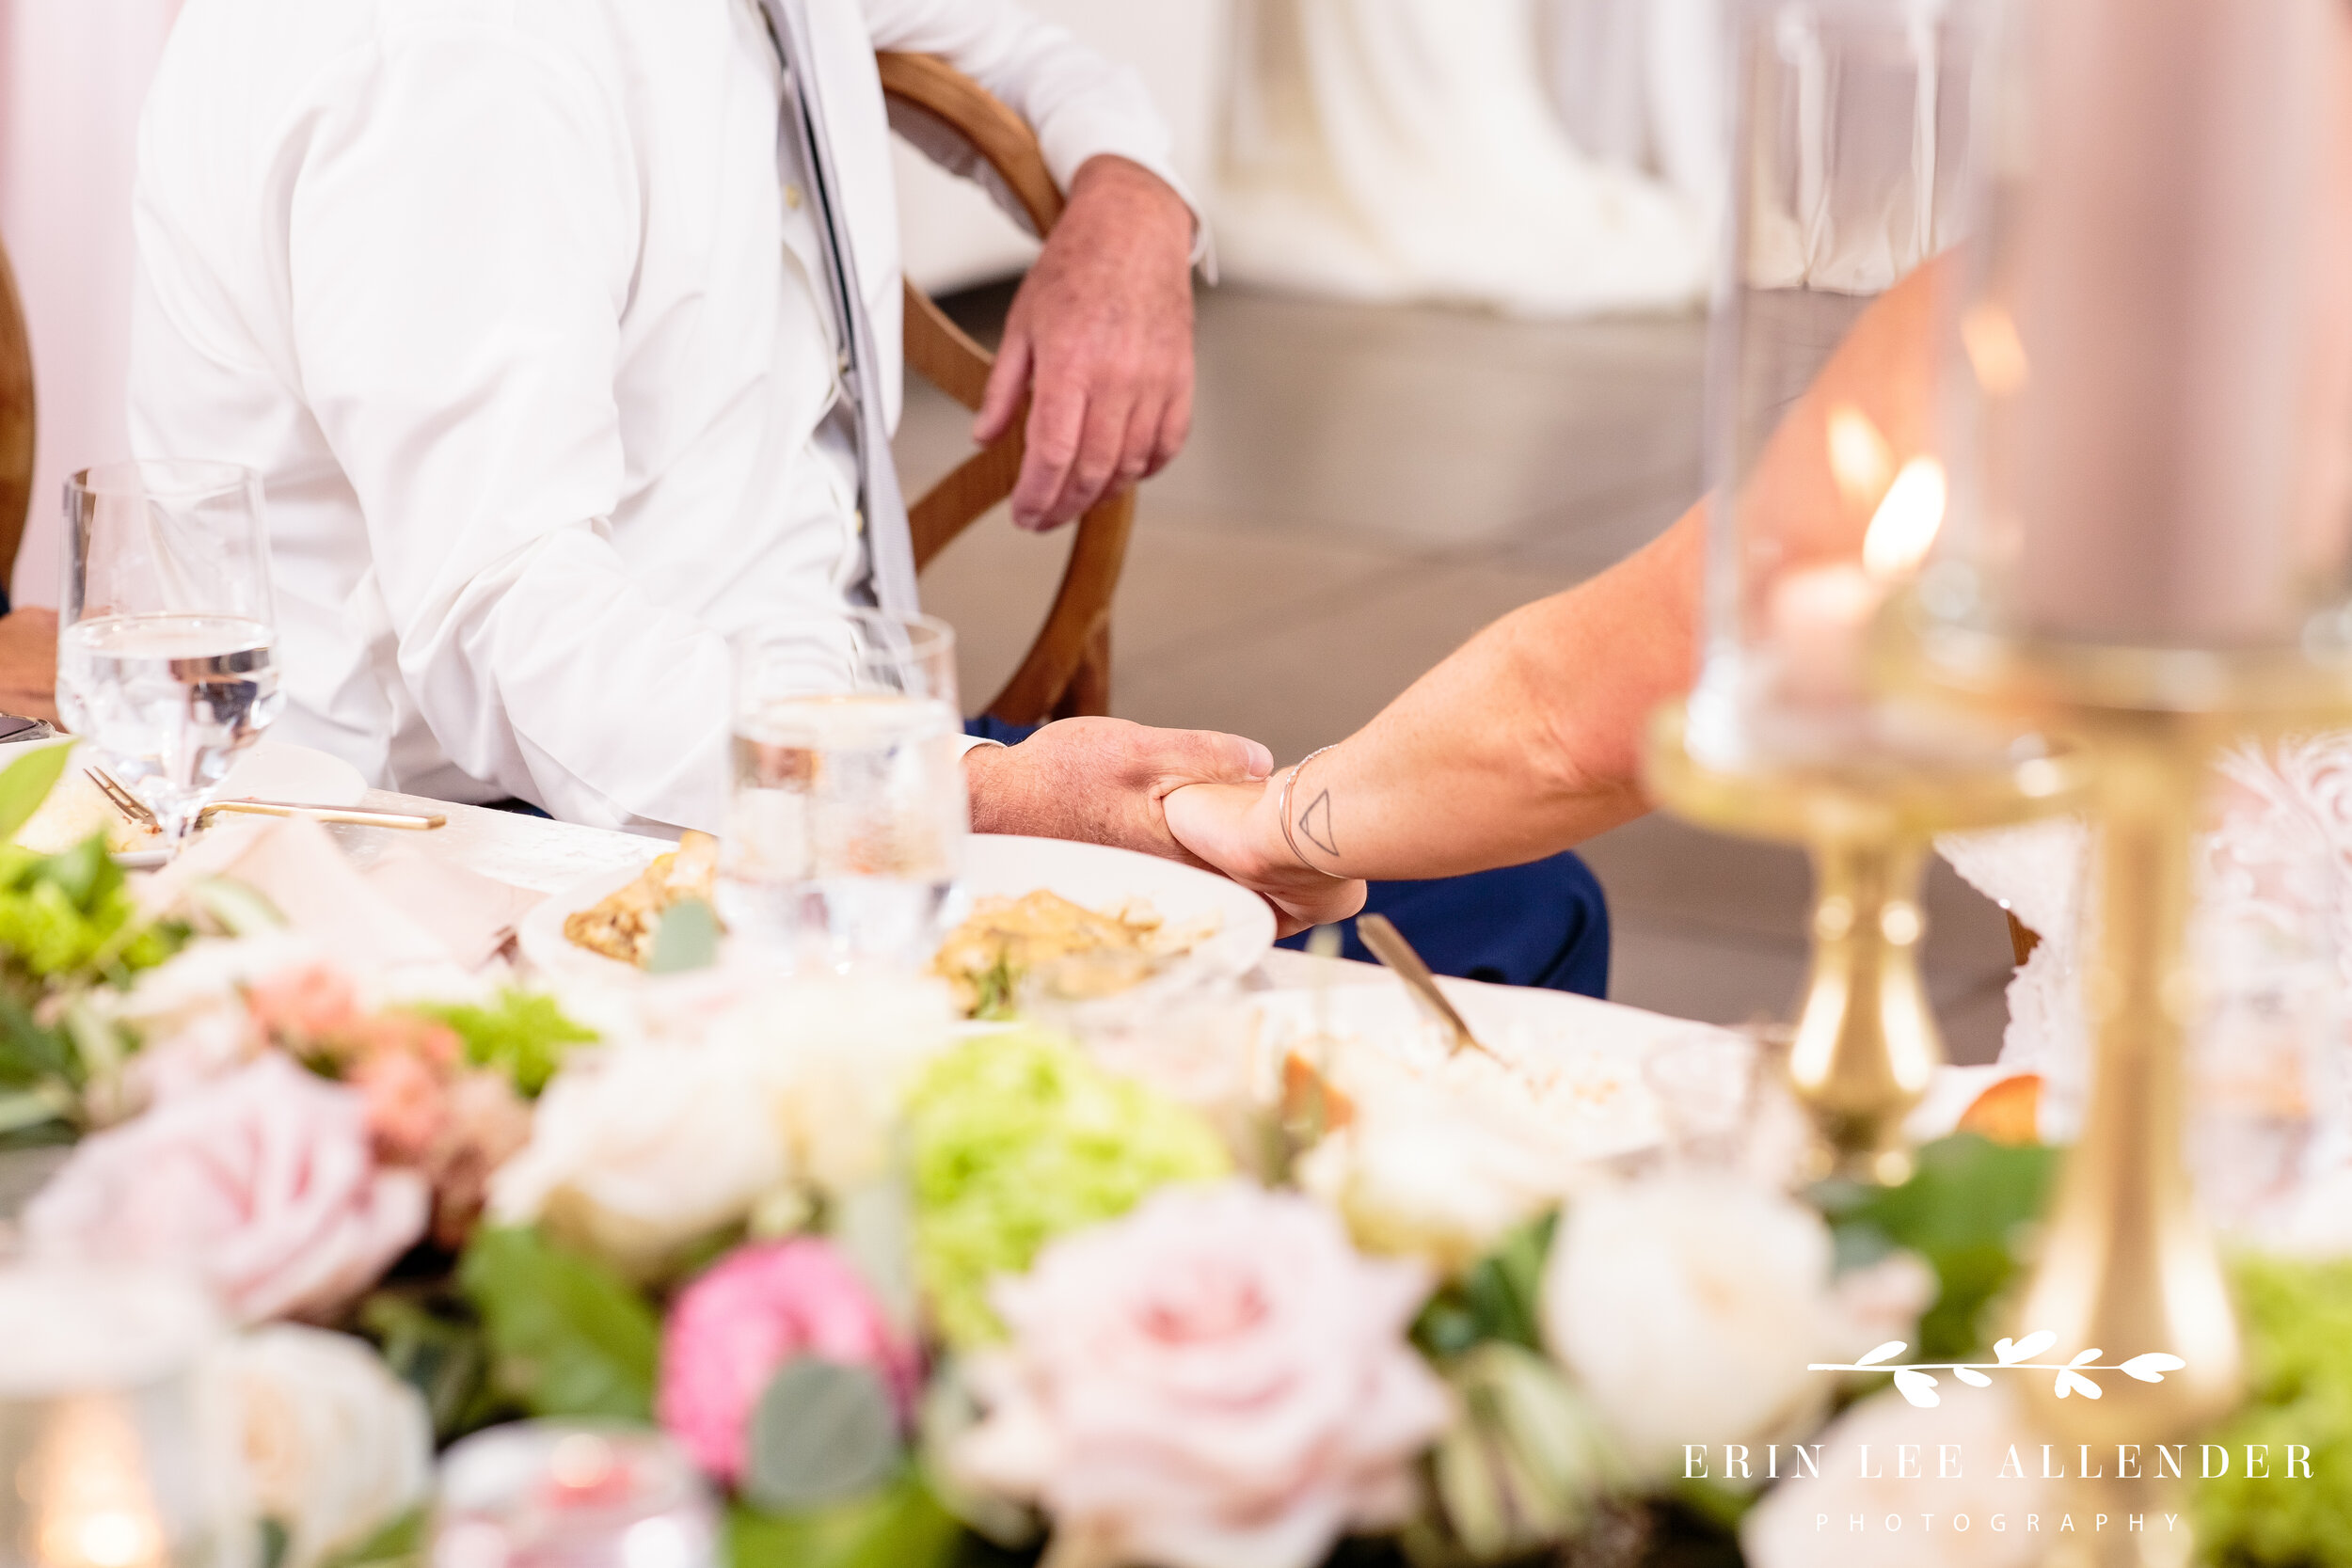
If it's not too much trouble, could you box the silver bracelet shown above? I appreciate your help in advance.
[1277,744,1348,879]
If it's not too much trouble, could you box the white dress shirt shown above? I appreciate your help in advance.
[128,0,1191,832]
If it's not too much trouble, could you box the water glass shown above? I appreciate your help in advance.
[718,610,966,974]
[56,463,280,847]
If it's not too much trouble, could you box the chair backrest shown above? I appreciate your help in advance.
[0,233,34,599]
[877,51,1136,725]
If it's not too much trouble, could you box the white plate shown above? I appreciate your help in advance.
[14,738,370,862]
[516,832,1278,987]
[1247,976,1738,1164]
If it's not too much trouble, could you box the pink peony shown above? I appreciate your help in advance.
[24,1053,429,1323]
[658,1239,919,1483]
[952,1180,1454,1568]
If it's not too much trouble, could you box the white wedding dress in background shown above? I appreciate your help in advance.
[1216,0,1712,315]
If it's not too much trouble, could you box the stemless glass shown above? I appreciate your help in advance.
[717,610,966,974]
[56,463,281,847]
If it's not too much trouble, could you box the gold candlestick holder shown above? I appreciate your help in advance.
[1907,626,2352,1566]
[1645,700,2085,1182]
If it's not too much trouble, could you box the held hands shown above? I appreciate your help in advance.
[974,155,1197,531]
[1161,776,1368,938]
[963,716,1271,866]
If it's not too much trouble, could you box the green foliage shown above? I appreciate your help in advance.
[729,1473,963,1568]
[907,1030,1230,1347]
[1413,1212,1557,1360]
[0,744,72,842]
[458,1227,660,1422]
[360,1288,504,1443]
[743,1358,905,1513]
[1816,1133,2060,1360]
[319,1509,426,1568]
[409,990,596,1098]
[2197,1256,2352,1568]
[0,777,190,1138]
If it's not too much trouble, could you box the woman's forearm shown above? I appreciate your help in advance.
[1276,511,1704,879]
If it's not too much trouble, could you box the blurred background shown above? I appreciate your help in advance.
[0,0,2015,1049]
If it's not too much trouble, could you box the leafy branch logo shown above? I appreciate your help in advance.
[1809,1330,2188,1409]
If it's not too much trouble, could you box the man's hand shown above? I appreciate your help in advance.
[1162,778,1367,938]
[974,155,1196,531]
[963,717,1268,866]
[0,610,59,725]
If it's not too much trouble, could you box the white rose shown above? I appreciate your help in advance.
[217,1325,432,1568]
[1542,1172,1851,1475]
[1296,1110,1571,1275]
[486,1040,789,1278]
[704,975,953,1192]
[1741,1383,2057,1568]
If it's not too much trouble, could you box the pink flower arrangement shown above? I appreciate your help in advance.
[658,1239,920,1483]
[952,1180,1454,1568]
[24,1053,429,1323]
[246,963,364,1045]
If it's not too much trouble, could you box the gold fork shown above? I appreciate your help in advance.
[85,766,445,832]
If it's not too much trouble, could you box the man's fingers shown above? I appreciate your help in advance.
[1148,727,1275,790]
[1110,396,1161,492]
[1035,388,1134,530]
[1145,382,1192,479]
[1011,384,1088,531]
[974,324,1034,446]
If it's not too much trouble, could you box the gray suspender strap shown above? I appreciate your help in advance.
[751,0,921,615]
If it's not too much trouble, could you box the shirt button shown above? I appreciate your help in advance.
[853,509,866,534]
[784,183,803,210]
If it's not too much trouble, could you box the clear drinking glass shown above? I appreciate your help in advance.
[717,610,966,974]
[56,463,281,847]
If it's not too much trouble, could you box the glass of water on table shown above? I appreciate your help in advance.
[56,462,281,849]
[720,610,966,974]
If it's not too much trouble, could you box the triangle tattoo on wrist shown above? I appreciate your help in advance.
[1297,789,1338,857]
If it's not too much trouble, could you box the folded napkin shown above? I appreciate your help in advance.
[143,817,541,972]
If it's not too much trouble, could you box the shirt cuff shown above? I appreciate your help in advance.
[954,733,1008,757]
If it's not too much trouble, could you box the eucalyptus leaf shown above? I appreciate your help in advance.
[742,1357,904,1513]
[0,744,72,844]
[646,898,721,974]
[728,1472,961,1568]
[458,1227,659,1421]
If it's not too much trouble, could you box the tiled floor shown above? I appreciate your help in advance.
[897,283,2017,1064]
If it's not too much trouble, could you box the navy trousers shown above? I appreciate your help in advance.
[963,717,1612,999]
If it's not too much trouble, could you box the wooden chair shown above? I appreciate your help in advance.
[0,232,34,599]
[879,51,1136,724]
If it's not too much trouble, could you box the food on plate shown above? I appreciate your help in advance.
[14,762,154,854]
[930,889,1215,1018]
[563,832,720,965]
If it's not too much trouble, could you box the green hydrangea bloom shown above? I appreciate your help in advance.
[907,1029,1230,1347]
[2196,1255,2352,1566]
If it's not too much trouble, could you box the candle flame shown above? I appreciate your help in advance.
[1862,457,1947,579]
[1962,305,2031,396]
[1826,404,1895,512]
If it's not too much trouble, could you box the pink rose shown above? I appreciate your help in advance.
[953,1180,1453,1568]
[24,1053,428,1323]
[658,1239,919,1483]
[349,1050,449,1165]
[246,964,363,1046]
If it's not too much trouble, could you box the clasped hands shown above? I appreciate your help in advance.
[963,720,1363,936]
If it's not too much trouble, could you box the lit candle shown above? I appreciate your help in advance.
[1771,456,1949,705]
[2002,0,2352,646]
